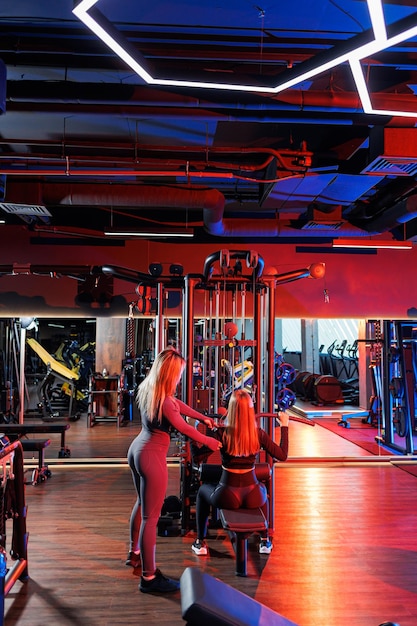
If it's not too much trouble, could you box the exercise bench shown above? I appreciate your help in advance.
[0,423,71,457]
[219,507,267,576]
[180,566,299,625]
[199,462,272,575]
[21,438,52,485]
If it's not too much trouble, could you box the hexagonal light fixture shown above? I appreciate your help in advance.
[73,0,417,117]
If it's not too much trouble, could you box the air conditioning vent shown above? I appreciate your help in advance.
[362,157,417,177]
[301,220,345,231]
[0,203,52,216]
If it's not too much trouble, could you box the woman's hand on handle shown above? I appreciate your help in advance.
[201,417,215,429]
[279,410,290,427]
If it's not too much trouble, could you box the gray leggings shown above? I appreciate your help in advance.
[128,437,168,577]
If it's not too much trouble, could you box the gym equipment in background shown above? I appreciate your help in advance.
[364,320,416,455]
[26,338,82,421]
[291,369,343,406]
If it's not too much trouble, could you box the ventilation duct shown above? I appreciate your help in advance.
[360,194,417,234]
[6,180,417,240]
[301,221,345,231]
[0,202,51,217]
[362,157,417,178]
[34,182,371,239]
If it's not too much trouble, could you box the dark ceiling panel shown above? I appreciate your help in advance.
[0,0,417,243]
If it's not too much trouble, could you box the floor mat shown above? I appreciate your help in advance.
[313,417,385,456]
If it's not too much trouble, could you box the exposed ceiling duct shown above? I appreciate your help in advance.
[7,80,417,122]
[5,180,414,240]
[2,2,417,244]
[359,194,417,234]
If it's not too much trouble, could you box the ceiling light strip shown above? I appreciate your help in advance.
[72,0,417,117]
[333,238,412,249]
[349,58,373,113]
[367,0,387,41]
[104,230,194,237]
[73,2,154,83]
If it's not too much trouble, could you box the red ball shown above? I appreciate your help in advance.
[224,321,238,339]
[309,263,326,279]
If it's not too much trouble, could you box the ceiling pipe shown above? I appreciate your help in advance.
[7,81,417,119]
[358,194,417,233]
[7,181,417,240]
[3,92,398,126]
[33,181,371,238]
[0,167,242,178]
[39,182,225,212]
[0,143,312,176]
[273,90,417,115]
[204,216,374,238]
[0,181,389,239]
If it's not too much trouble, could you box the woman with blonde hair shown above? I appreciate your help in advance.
[127,346,221,594]
[192,388,289,556]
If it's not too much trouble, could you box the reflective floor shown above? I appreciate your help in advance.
[4,411,417,626]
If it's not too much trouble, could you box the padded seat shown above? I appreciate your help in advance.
[21,438,52,485]
[180,566,299,626]
[219,507,267,576]
[21,438,51,467]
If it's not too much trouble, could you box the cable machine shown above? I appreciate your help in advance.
[366,319,417,455]
[178,249,325,533]
[112,252,324,534]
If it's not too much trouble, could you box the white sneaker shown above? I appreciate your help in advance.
[259,539,273,554]
[191,540,208,556]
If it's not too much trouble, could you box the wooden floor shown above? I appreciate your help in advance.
[3,408,417,626]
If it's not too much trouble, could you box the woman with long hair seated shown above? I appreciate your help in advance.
[192,388,289,556]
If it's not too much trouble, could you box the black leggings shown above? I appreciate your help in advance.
[195,468,268,540]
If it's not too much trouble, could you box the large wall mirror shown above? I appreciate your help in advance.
[0,316,370,459]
